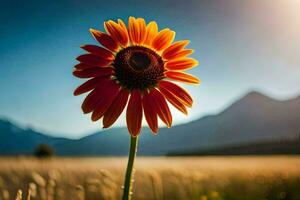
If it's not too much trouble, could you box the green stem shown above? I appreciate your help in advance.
[122,136,139,200]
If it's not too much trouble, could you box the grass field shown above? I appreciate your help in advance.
[0,156,300,200]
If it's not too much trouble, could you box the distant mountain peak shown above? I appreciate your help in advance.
[241,90,300,104]
[220,90,275,115]
[244,90,264,97]
[241,90,272,101]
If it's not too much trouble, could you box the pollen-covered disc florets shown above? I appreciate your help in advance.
[113,46,164,90]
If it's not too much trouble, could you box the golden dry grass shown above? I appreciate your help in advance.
[0,156,299,200]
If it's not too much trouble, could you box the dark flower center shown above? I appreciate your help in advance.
[129,52,151,71]
[113,46,165,90]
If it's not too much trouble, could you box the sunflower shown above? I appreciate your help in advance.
[73,17,200,136]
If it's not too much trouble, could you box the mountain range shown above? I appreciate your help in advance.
[0,91,300,156]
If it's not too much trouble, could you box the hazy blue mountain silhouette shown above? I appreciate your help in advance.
[0,91,299,155]
[0,119,67,154]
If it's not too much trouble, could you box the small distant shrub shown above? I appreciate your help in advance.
[33,144,55,158]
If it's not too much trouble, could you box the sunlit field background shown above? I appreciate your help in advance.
[1,156,300,200]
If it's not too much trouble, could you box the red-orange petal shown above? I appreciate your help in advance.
[74,63,96,70]
[136,18,146,44]
[128,17,146,45]
[81,88,101,114]
[81,78,109,113]
[118,19,129,46]
[165,58,198,71]
[165,71,200,84]
[158,80,193,107]
[91,80,121,121]
[76,54,112,67]
[143,21,158,46]
[167,49,194,60]
[89,28,119,52]
[81,45,114,60]
[142,91,159,134]
[103,89,129,128]
[152,29,175,52]
[126,90,143,136]
[104,20,128,47]
[118,19,128,34]
[74,76,107,96]
[72,67,114,78]
[149,89,172,128]
[158,85,188,115]
[162,40,189,60]
[128,17,139,45]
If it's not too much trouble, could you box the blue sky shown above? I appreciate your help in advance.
[0,0,299,138]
